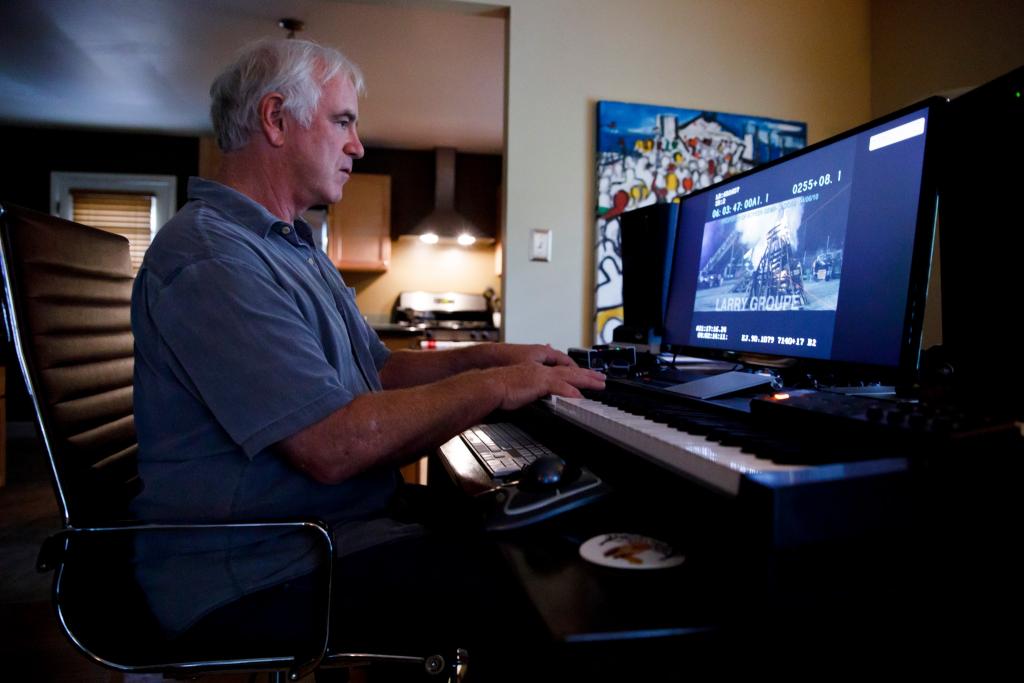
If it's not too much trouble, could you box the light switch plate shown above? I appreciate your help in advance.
[530,229,552,262]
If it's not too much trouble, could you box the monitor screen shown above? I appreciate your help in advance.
[662,99,942,376]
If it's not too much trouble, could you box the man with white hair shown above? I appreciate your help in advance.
[131,38,602,670]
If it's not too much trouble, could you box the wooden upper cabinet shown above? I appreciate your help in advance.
[198,137,223,180]
[328,173,392,272]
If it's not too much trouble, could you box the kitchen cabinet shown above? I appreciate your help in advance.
[328,173,391,272]
[400,458,427,486]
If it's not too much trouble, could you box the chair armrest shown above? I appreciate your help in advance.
[38,519,333,681]
[37,519,333,571]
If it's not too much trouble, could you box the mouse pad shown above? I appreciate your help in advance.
[579,533,685,570]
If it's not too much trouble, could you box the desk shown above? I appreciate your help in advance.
[434,404,1020,676]
[1,365,5,487]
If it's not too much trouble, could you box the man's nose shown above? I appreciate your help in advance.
[346,129,365,159]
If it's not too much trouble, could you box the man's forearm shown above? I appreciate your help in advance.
[277,361,605,485]
[279,368,504,484]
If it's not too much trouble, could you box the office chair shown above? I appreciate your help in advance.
[0,202,466,682]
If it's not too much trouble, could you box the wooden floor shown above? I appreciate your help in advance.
[0,424,117,681]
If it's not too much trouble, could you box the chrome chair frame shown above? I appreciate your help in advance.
[1,202,466,682]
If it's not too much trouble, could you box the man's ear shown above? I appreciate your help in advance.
[258,93,287,147]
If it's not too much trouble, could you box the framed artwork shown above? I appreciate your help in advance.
[595,100,807,344]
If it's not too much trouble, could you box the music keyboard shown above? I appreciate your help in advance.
[543,391,911,546]
[545,395,806,496]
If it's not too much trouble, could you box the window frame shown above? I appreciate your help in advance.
[49,171,177,237]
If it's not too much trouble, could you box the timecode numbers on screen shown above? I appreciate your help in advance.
[695,324,728,341]
[792,170,841,195]
[740,334,817,347]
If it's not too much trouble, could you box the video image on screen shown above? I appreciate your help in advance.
[663,102,939,371]
[693,190,848,315]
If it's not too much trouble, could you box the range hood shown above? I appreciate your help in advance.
[413,147,492,246]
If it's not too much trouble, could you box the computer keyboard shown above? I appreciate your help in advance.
[460,422,560,479]
[457,422,609,530]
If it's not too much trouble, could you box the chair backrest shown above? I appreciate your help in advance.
[0,202,140,526]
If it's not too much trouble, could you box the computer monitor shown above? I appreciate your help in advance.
[616,202,680,344]
[662,98,944,383]
[938,66,1024,409]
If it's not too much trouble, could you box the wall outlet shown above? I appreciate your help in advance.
[530,229,552,262]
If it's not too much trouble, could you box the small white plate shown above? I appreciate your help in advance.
[578,533,685,570]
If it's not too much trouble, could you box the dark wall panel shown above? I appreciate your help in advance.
[0,126,199,212]
[355,147,502,240]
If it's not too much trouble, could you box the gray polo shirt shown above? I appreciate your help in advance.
[131,178,410,631]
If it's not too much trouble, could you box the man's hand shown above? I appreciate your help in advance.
[485,343,576,368]
[488,362,605,411]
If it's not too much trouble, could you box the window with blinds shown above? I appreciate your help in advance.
[70,191,154,274]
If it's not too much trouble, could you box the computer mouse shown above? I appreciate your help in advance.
[518,456,581,491]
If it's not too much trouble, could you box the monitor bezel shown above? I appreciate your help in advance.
[661,96,946,385]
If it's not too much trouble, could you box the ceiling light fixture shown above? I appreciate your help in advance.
[419,232,440,245]
[278,18,304,39]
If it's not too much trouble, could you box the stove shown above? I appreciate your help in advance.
[391,291,499,345]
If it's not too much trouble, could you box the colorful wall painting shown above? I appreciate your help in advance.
[595,100,807,344]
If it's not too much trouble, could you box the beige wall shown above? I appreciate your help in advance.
[494,0,872,350]
[870,0,1024,349]
[346,239,501,325]
[870,0,1024,117]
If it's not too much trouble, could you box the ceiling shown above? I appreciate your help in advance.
[0,0,507,153]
